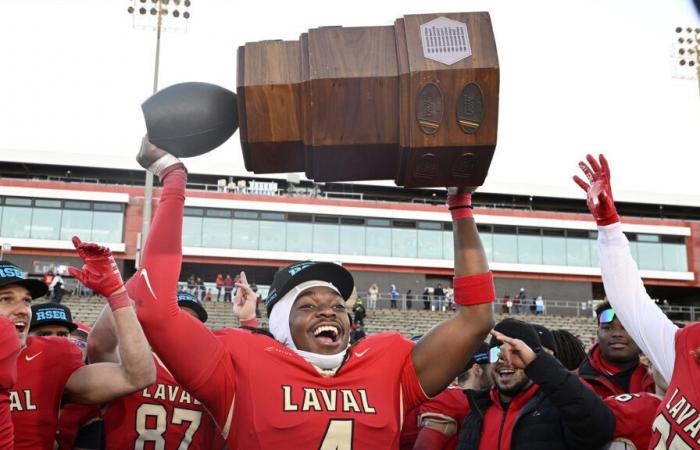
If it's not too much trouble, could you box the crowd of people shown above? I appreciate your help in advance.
[0,145,697,449]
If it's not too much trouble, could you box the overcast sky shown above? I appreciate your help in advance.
[1,0,698,204]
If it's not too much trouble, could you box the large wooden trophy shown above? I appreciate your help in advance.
[237,12,499,187]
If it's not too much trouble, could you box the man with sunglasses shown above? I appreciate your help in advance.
[457,318,614,450]
[575,154,700,449]
[577,302,654,398]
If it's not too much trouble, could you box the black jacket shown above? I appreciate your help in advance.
[457,352,615,450]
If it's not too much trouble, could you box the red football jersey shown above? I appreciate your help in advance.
[56,402,102,450]
[650,323,700,450]
[10,336,84,450]
[401,381,469,450]
[0,316,20,449]
[190,330,426,449]
[604,392,661,450]
[103,355,223,449]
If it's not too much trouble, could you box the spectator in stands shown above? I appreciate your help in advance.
[196,277,205,301]
[515,287,526,313]
[389,284,399,309]
[215,273,224,301]
[551,329,587,371]
[43,269,55,299]
[352,299,366,326]
[457,318,615,450]
[502,295,513,314]
[187,275,196,294]
[223,274,234,302]
[205,287,212,302]
[367,283,379,310]
[405,289,413,309]
[535,295,544,315]
[422,287,431,310]
[434,284,446,312]
[51,274,66,304]
[577,302,654,397]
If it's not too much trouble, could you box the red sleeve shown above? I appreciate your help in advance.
[128,169,234,431]
[413,426,451,450]
[0,316,20,389]
[401,345,429,414]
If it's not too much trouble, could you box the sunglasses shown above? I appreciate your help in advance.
[598,308,616,325]
[488,346,502,363]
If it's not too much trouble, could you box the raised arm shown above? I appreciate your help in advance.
[412,188,495,397]
[64,237,155,403]
[128,140,237,433]
[574,154,678,381]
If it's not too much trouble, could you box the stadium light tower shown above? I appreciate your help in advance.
[672,26,700,95]
[127,0,191,266]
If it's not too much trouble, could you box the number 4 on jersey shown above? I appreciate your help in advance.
[319,419,353,450]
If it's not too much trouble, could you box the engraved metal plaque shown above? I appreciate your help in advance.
[457,83,484,134]
[419,17,472,65]
[416,83,443,135]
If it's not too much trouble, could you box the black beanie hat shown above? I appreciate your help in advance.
[532,324,556,353]
[490,318,542,353]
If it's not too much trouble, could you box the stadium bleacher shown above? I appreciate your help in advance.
[48,296,598,349]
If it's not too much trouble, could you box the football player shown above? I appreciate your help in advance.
[0,315,21,448]
[89,290,224,449]
[1,241,155,449]
[128,137,495,448]
[575,154,700,449]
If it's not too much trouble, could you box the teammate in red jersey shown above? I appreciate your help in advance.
[576,154,700,449]
[604,393,662,450]
[0,314,21,448]
[0,243,156,449]
[56,321,104,450]
[89,289,224,449]
[126,137,495,449]
[401,342,491,450]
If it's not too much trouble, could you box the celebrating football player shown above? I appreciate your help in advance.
[0,240,155,449]
[89,289,224,449]
[129,137,495,448]
[575,154,700,449]
[0,315,21,447]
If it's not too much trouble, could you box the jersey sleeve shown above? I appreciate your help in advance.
[0,316,20,389]
[597,222,679,382]
[129,169,236,432]
[59,338,86,384]
[400,343,429,414]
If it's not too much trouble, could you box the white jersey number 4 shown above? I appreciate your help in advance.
[319,419,354,450]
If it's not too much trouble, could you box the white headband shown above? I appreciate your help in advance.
[268,280,349,370]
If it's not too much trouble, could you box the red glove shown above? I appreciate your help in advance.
[68,236,125,304]
[573,154,620,226]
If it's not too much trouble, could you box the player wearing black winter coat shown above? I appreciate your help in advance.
[457,351,615,450]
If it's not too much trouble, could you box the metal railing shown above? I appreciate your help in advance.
[353,292,700,322]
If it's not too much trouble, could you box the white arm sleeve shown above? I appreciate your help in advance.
[597,222,678,383]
